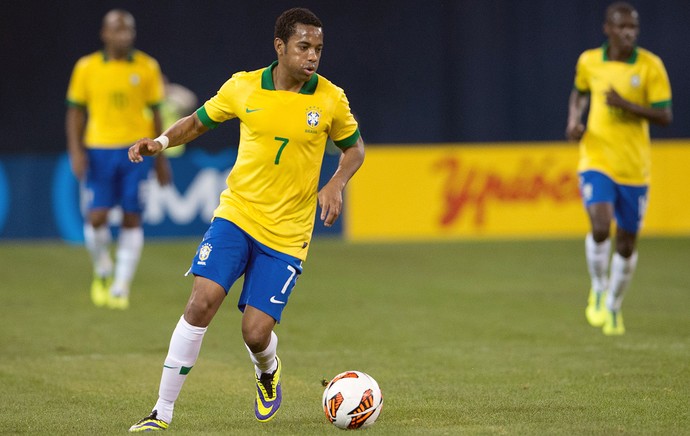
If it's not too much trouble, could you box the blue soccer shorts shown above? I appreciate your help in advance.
[578,170,649,233]
[188,218,303,322]
[85,147,153,213]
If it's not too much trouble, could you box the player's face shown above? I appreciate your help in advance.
[279,24,323,82]
[604,10,639,53]
[101,13,136,55]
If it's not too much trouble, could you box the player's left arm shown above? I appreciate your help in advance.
[151,106,172,185]
[566,89,590,141]
[318,136,365,227]
[605,88,673,126]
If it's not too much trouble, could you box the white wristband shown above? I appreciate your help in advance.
[154,135,169,151]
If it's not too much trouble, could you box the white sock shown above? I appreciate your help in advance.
[154,316,208,424]
[83,224,113,277]
[585,233,611,293]
[245,331,278,377]
[607,251,638,312]
[112,227,144,296]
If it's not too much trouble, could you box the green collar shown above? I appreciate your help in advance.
[261,61,318,94]
[602,42,638,64]
[101,49,135,62]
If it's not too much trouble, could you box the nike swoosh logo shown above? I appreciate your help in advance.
[257,398,274,416]
[270,296,286,305]
[163,365,177,369]
[245,107,263,113]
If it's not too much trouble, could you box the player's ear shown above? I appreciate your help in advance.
[274,38,284,57]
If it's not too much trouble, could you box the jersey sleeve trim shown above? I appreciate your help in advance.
[651,100,672,109]
[573,85,589,95]
[196,106,220,129]
[333,129,360,149]
[65,99,86,108]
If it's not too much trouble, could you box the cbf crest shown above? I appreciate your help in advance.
[197,242,212,265]
[129,73,141,86]
[306,106,321,128]
[630,74,641,88]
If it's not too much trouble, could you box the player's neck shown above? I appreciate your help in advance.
[104,47,131,61]
[606,44,633,62]
[272,66,305,93]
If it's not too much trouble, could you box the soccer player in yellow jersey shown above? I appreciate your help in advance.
[127,8,365,431]
[66,9,171,310]
[566,2,672,336]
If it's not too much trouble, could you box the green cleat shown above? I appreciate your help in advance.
[90,275,111,307]
[129,410,169,432]
[585,288,607,327]
[603,309,625,336]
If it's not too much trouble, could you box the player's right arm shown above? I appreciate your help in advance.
[129,112,209,163]
[66,105,87,179]
[566,89,589,141]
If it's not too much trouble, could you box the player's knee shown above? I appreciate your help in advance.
[89,213,108,228]
[184,302,213,327]
[122,213,141,227]
[184,283,223,326]
[616,242,635,258]
[242,317,273,352]
[242,328,270,352]
[591,227,610,243]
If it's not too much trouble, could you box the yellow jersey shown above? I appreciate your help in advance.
[198,62,360,259]
[573,44,672,185]
[66,50,164,147]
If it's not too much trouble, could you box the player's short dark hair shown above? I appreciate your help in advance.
[102,9,135,29]
[274,8,322,43]
[605,2,637,22]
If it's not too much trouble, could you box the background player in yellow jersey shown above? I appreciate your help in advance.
[127,8,365,431]
[566,2,672,335]
[66,9,171,310]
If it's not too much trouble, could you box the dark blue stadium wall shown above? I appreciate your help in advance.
[1,0,688,154]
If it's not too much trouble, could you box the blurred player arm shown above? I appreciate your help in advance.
[151,106,172,185]
[66,105,88,180]
[566,89,590,141]
[318,136,365,227]
[129,112,209,163]
[605,87,672,126]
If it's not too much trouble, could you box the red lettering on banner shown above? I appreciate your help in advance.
[434,156,580,227]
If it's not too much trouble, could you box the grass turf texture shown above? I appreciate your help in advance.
[1,237,688,435]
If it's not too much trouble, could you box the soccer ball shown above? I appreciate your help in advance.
[322,370,383,430]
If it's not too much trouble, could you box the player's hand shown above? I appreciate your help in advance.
[565,122,585,141]
[129,138,163,163]
[605,87,629,110]
[317,182,344,227]
[68,148,88,180]
[154,154,172,186]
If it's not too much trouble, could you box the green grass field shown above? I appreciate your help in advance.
[1,237,688,435]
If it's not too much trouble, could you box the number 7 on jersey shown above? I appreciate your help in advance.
[274,137,289,164]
